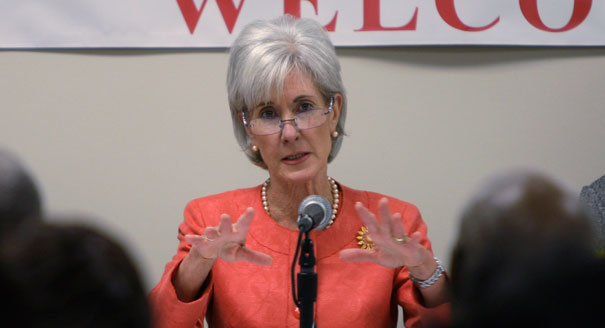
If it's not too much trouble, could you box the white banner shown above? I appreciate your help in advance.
[1,0,604,48]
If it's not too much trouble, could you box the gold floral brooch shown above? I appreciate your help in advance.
[357,226,374,250]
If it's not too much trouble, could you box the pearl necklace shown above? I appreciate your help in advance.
[261,177,340,229]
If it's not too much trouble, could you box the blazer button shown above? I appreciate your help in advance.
[293,307,300,319]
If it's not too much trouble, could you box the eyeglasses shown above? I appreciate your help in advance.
[242,97,334,136]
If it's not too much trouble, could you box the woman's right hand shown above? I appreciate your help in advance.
[174,207,272,302]
[185,207,273,266]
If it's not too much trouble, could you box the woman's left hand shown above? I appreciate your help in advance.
[339,198,434,273]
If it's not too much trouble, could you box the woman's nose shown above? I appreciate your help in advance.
[280,118,299,141]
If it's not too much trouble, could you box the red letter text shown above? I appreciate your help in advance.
[355,0,418,31]
[284,0,338,31]
[436,0,499,32]
[519,0,592,32]
[177,0,247,34]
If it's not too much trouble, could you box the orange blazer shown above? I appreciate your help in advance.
[149,183,450,327]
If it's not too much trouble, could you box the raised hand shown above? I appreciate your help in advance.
[185,207,273,266]
[339,198,432,271]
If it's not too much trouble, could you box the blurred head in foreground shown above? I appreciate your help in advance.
[0,221,150,327]
[449,169,603,328]
[0,148,42,235]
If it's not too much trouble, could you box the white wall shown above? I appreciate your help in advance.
[1,47,604,297]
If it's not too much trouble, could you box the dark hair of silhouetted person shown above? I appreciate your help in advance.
[447,170,603,328]
[0,222,151,327]
[0,149,42,235]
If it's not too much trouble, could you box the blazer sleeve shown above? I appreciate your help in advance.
[148,200,214,328]
[393,201,451,328]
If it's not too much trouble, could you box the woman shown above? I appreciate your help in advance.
[149,15,449,328]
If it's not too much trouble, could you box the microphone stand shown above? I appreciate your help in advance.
[298,230,317,328]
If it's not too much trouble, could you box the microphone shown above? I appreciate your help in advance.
[297,195,332,232]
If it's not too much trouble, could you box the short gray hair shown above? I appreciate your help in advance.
[227,15,347,168]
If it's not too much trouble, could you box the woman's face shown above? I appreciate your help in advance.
[246,71,341,185]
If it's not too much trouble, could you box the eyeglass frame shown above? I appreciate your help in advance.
[241,96,334,136]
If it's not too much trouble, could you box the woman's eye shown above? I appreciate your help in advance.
[259,109,278,119]
[298,102,314,113]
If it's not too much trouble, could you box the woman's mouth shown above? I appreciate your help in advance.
[282,152,309,163]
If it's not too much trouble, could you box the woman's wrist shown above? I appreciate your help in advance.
[407,249,438,279]
[409,257,445,289]
[173,251,215,302]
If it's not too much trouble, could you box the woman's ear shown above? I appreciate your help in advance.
[239,111,259,147]
[329,93,342,132]
[238,111,245,127]
[239,111,253,136]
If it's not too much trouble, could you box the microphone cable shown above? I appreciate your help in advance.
[291,229,304,308]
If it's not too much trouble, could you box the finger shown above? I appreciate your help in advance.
[355,202,379,233]
[185,234,203,245]
[409,231,422,245]
[390,212,407,242]
[235,247,273,266]
[203,227,220,240]
[234,207,255,234]
[218,214,233,234]
[378,198,394,236]
[185,234,219,259]
[186,233,216,245]
[339,249,380,264]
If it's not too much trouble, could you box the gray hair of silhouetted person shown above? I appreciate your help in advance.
[580,174,605,252]
[227,14,347,168]
[0,149,42,234]
[453,169,594,256]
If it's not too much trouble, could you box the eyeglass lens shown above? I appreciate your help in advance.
[247,97,333,136]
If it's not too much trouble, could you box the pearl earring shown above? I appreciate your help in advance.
[331,131,339,138]
[251,145,258,152]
